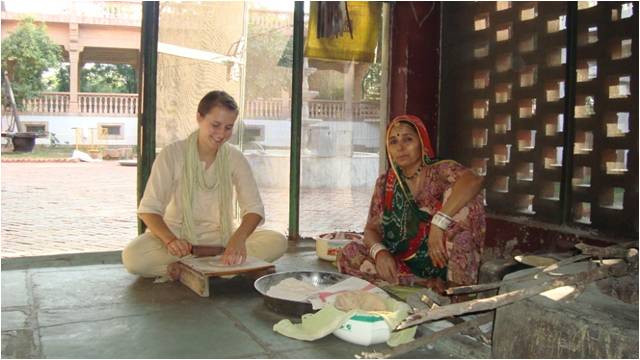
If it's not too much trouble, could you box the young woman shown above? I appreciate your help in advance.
[337,115,485,293]
[122,90,287,280]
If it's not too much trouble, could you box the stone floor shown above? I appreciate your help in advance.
[1,162,371,258]
[0,160,493,358]
[1,242,491,359]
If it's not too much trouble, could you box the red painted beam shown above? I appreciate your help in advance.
[389,2,441,148]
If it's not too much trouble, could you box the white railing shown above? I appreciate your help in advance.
[79,93,138,115]
[245,98,289,119]
[309,100,345,120]
[245,99,379,121]
[22,92,70,114]
[249,9,293,29]
[20,92,138,116]
[23,94,377,120]
[354,101,380,121]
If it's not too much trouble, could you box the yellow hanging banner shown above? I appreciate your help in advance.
[305,1,382,63]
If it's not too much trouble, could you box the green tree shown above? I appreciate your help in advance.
[245,22,291,100]
[45,63,137,93]
[1,17,62,108]
[80,64,137,93]
[44,63,69,92]
[362,63,381,101]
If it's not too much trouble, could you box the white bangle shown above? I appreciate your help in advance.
[431,212,453,231]
[369,243,388,260]
[437,211,454,222]
[369,243,379,258]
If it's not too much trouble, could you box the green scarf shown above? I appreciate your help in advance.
[181,131,233,245]
[380,157,447,280]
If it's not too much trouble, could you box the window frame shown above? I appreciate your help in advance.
[97,123,125,140]
[23,121,49,135]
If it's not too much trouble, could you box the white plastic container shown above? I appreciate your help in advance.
[314,232,364,261]
[333,313,391,346]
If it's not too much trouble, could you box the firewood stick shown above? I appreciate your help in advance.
[359,313,494,359]
[540,254,591,272]
[446,254,591,295]
[618,241,638,249]
[423,288,451,305]
[397,260,630,330]
[574,242,638,259]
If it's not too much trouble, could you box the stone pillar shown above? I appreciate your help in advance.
[336,61,355,156]
[353,64,368,102]
[343,62,355,122]
[69,50,80,113]
[68,22,82,113]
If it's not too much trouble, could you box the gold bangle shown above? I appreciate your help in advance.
[402,253,417,261]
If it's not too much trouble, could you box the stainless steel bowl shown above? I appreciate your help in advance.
[254,271,352,316]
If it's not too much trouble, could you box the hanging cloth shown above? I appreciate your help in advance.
[305,1,382,63]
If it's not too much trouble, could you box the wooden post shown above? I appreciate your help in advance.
[137,1,160,235]
[288,1,304,242]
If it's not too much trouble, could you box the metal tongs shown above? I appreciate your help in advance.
[395,288,451,331]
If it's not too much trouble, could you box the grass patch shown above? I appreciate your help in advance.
[1,145,75,159]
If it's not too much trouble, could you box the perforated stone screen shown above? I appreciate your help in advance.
[441,1,637,237]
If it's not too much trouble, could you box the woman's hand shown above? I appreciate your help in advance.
[222,233,247,265]
[165,238,192,258]
[427,226,447,268]
[374,250,398,284]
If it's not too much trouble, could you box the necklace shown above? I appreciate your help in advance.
[196,162,217,190]
[192,143,218,191]
[404,163,424,180]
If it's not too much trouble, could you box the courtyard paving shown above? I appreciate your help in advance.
[1,161,371,258]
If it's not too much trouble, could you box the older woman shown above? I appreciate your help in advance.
[337,115,485,292]
[122,90,287,280]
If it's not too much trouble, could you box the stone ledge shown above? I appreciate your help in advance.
[493,262,639,358]
[1,251,122,271]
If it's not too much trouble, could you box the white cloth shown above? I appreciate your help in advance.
[263,277,388,309]
[307,277,389,310]
[138,138,265,245]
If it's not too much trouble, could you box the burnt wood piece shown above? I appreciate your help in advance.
[398,260,632,330]
[575,242,639,259]
[446,254,591,295]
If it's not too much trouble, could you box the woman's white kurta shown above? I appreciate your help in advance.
[137,138,265,245]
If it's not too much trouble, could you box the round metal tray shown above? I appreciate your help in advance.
[253,271,352,316]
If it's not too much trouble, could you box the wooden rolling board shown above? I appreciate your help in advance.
[177,256,275,297]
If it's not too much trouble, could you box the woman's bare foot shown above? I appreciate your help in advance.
[167,262,182,281]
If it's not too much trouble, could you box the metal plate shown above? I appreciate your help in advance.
[253,271,352,316]
[514,254,563,267]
